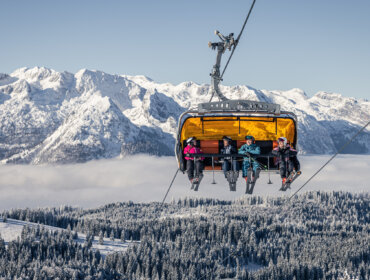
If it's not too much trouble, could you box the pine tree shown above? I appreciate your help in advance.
[99,231,104,245]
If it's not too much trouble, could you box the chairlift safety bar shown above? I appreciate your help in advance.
[184,153,274,158]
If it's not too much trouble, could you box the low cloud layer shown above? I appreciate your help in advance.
[0,155,369,210]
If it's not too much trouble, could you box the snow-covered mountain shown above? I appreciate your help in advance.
[0,67,369,164]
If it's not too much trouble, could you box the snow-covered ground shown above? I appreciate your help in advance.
[0,155,369,211]
[0,218,133,256]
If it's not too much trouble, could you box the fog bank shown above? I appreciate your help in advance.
[0,155,369,210]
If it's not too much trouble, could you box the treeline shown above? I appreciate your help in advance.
[0,226,116,279]
[1,191,369,279]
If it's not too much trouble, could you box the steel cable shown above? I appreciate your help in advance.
[221,0,257,79]
[288,119,370,200]
[197,119,370,279]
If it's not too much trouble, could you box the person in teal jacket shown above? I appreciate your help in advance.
[238,135,261,181]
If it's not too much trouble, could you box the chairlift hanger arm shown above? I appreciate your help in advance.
[209,30,234,102]
[208,0,257,102]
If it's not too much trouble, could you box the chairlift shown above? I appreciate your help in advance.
[173,0,300,193]
[175,101,298,175]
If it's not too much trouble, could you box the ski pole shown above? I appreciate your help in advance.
[267,156,272,184]
[211,156,216,184]
[246,154,268,170]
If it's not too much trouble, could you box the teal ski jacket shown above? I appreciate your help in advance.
[238,143,261,159]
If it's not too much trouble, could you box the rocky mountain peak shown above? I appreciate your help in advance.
[0,67,369,164]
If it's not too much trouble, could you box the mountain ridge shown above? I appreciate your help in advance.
[0,67,369,164]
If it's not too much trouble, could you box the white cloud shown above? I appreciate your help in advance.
[0,155,369,210]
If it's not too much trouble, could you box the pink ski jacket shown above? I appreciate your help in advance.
[184,145,204,160]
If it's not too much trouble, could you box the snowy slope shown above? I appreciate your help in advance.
[0,218,132,256]
[0,67,369,164]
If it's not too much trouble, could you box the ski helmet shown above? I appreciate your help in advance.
[245,135,255,142]
[278,137,288,147]
[186,137,197,144]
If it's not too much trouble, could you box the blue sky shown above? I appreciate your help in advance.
[1,0,369,99]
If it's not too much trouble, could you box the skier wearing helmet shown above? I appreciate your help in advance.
[272,137,300,186]
[238,135,261,182]
[183,137,204,184]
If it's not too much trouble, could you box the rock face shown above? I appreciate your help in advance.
[0,67,369,164]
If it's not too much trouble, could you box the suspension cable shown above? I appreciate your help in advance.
[198,119,369,279]
[288,119,370,200]
[161,168,180,205]
[221,0,257,79]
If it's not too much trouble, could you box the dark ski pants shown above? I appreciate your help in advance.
[279,159,294,179]
[292,156,300,171]
[242,160,259,177]
[186,160,203,180]
[222,159,239,177]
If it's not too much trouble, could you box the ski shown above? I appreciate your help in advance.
[226,171,239,191]
[249,178,257,194]
[287,170,301,187]
[229,183,236,191]
[192,173,204,191]
[245,168,260,194]
[280,171,302,191]
[245,168,253,194]
[280,172,294,191]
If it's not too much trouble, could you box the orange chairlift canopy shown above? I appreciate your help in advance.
[179,115,297,148]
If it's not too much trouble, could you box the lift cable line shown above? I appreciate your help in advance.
[162,0,369,276]
[197,120,370,280]
[288,119,370,201]
[221,0,257,79]
[161,169,179,205]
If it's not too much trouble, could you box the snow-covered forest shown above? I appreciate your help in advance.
[0,191,369,279]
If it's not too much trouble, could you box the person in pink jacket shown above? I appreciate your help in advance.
[183,137,204,183]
